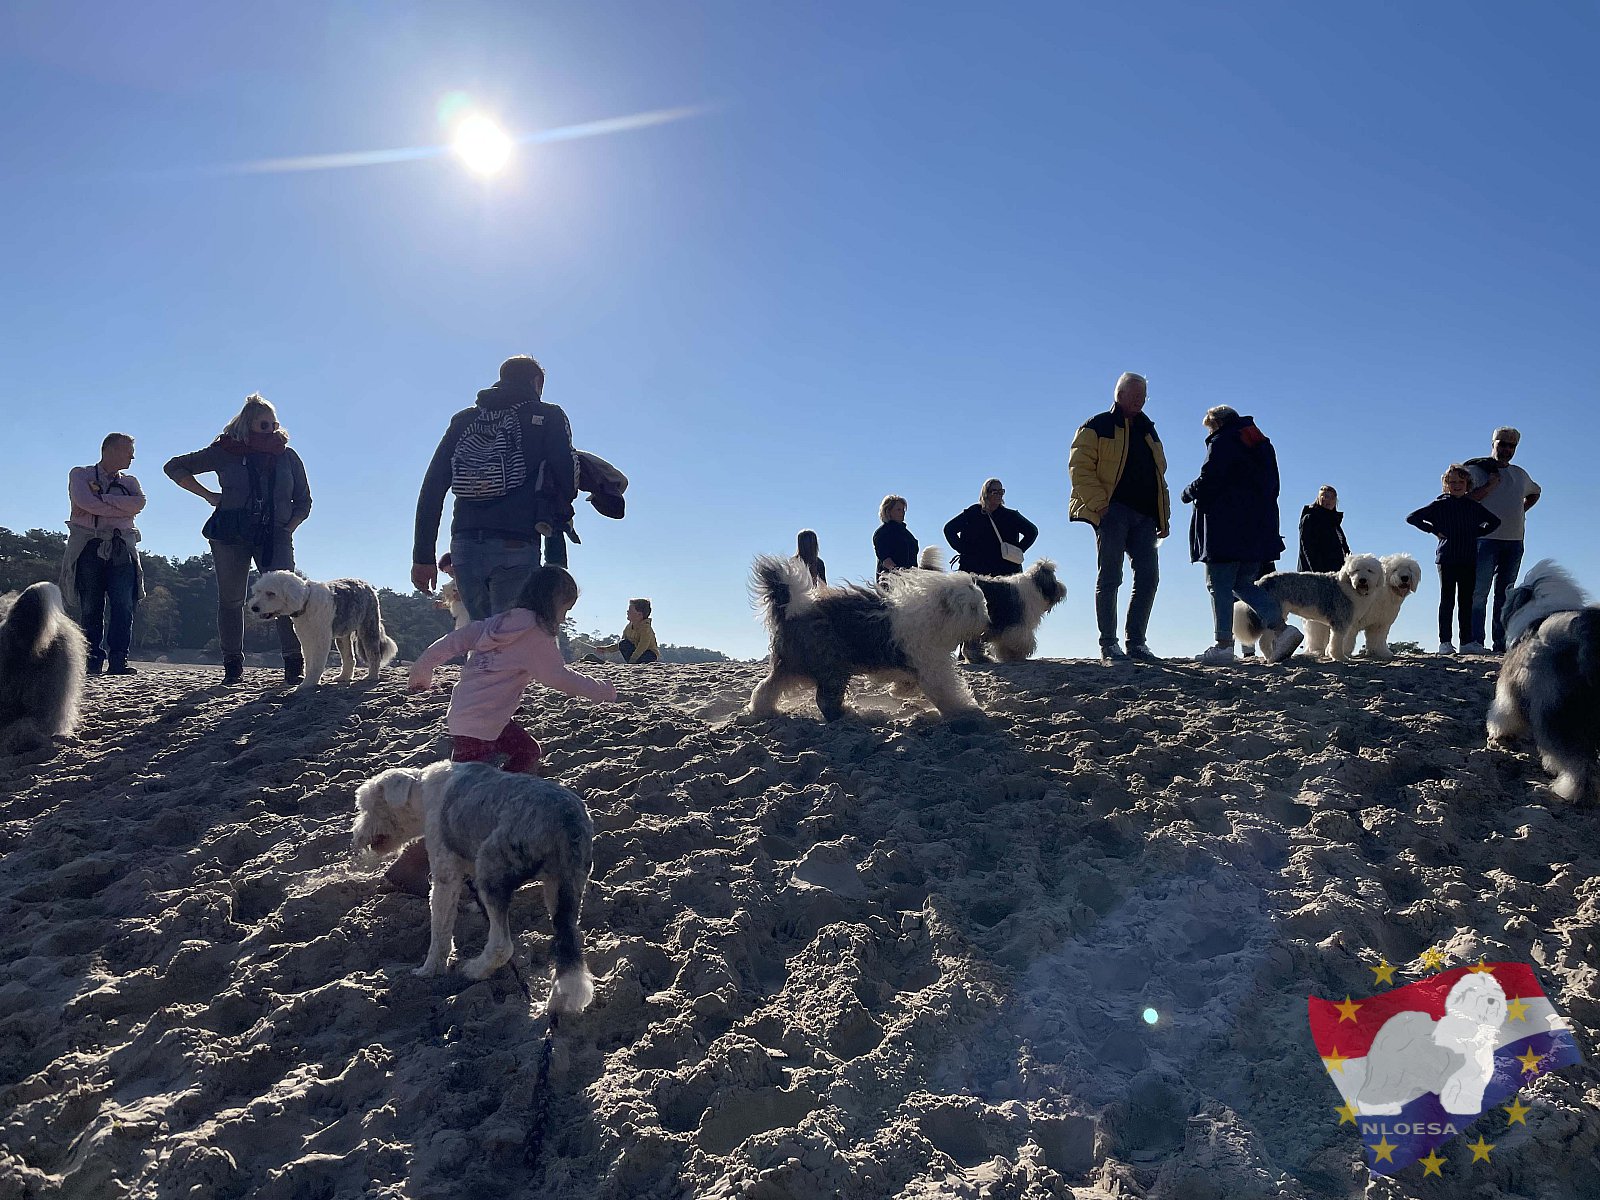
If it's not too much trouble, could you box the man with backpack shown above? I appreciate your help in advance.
[412,356,578,620]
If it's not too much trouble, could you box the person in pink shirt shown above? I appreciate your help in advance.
[62,433,148,675]
[386,564,619,894]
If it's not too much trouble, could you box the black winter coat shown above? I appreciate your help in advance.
[872,520,919,574]
[1297,504,1350,573]
[943,504,1038,576]
[1180,415,1284,565]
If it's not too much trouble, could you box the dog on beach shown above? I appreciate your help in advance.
[1486,560,1600,805]
[351,760,596,1012]
[1234,553,1385,661]
[747,555,988,721]
[916,548,1066,662]
[247,570,397,693]
[0,582,87,752]
[1303,552,1422,660]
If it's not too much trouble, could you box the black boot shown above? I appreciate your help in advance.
[222,655,245,685]
[283,653,305,687]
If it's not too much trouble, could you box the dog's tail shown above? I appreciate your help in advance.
[1232,599,1266,648]
[749,555,815,632]
[377,632,399,668]
[1574,608,1600,686]
[919,546,946,572]
[547,873,595,1014]
[4,582,69,659]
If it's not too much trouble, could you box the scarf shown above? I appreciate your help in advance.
[215,429,290,456]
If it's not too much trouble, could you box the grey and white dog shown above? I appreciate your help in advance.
[0,582,87,752]
[248,569,398,693]
[352,760,596,1012]
[1487,560,1600,805]
[1234,553,1386,661]
[747,555,988,721]
[1305,552,1423,659]
[918,547,1067,663]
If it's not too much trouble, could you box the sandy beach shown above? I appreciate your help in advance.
[1,656,1597,1199]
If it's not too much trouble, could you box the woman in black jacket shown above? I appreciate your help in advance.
[943,478,1038,577]
[165,394,313,686]
[1297,485,1351,573]
[873,494,918,578]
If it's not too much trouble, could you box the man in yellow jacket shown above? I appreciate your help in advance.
[1068,372,1171,662]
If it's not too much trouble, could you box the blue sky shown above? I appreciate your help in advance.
[4,2,1596,659]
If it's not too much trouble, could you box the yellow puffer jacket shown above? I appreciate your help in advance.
[1068,406,1171,535]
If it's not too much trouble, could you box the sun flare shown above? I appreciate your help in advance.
[452,114,513,176]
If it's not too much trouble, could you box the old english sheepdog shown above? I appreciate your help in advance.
[1304,552,1423,659]
[352,760,595,1012]
[1487,560,1600,805]
[248,570,397,693]
[917,548,1067,663]
[1354,972,1507,1115]
[747,555,988,722]
[1234,553,1385,661]
[0,582,87,752]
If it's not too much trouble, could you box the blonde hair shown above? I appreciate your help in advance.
[222,393,283,442]
[980,478,1004,504]
[1443,464,1472,489]
[879,494,907,522]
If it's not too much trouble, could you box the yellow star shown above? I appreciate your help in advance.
[1517,1047,1544,1075]
[1419,1148,1447,1176]
[1335,995,1362,1023]
[1467,1135,1495,1163]
[1369,1135,1397,1164]
[1468,958,1496,973]
[1370,960,1396,985]
[1417,947,1446,972]
[1334,1102,1358,1126]
[1322,1046,1349,1073]
[1506,996,1530,1021]
[1505,1099,1531,1125]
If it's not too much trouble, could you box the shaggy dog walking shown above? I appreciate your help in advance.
[1234,553,1385,662]
[247,571,397,693]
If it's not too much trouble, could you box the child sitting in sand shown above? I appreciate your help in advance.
[387,565,619,894]
[584,598,661,665]
[434,552,470,629]
[1405,465,1501,655]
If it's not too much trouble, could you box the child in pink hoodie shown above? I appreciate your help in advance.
[409,565,618,772]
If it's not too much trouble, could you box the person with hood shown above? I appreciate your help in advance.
[943,479,1038,577]
[1068,372,1171,662]
[1297,485,1351,573]
[1181,405,1300,665]
[165,394,312,685]
[411,355,578,620]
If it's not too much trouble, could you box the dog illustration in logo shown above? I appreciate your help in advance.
[1356,973,1508,1115]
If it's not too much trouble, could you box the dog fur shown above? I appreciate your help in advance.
[1234,553,1386,661]
[1487,560,1600,805]
[1304,553,1422,659]
[0,582,87,752]
[747,555,988,721]
[248,570,398,693]
[917,551,1066,663]
[352,760,596,1011]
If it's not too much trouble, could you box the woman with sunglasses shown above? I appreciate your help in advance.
[943,478,1038,577]
[164,393,313,685]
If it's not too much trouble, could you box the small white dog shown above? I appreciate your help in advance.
[248,570,397,693]
[1235,553,1385,661]
[352,761,596,1013]
[1304,553,1422,659]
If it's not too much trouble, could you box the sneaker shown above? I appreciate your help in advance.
[1240,643,1258,658]
[1197,643,1236,665]
[223,655,245,685]
[283,653,305,687]
[1266,625,1304,664]
[1436,643,1456,655]
[1100,642,1128,663]
[1459,642,1489,655]
[1126,642,1160,662]
[107,663,138,676]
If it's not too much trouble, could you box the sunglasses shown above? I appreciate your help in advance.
[256,419,278,431]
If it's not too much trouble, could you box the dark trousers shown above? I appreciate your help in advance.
[451,720,542,774]
[1471,538,1523,651]
[1439,561,1476,644]
[619,638,659,665]
[75,545,138,668]
[211,534,298,658]
[1093,501,1160,647]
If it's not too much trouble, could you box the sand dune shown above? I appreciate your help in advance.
[1,657,1597,1199]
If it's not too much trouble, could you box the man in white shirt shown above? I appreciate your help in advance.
[1465,426,1540,654]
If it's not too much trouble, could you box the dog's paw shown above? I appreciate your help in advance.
[414,960,444,978]
[460,955,498,981]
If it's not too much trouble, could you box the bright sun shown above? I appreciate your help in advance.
[452,114,512,176]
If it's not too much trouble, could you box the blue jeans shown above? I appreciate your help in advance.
[75,545,139,668]
[450,534,542,621]
[1093,501,1160,647]
[1472,539,1524,651]
[1206,561,1280,643]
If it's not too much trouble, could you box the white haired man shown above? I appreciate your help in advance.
[1464,427,1540,655]
[1069,372,1171,662]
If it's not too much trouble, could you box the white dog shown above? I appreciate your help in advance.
[352,761,596,1013]
[1355,973,1507,1115]
[1235,553,1386,661]
[1304,553,1422,659]
[248,570,397,693]
[0,583,87,752]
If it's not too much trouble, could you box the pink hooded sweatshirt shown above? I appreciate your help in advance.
[411,609,618,740]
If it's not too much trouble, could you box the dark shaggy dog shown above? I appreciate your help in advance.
[960,562,1067,663]
[0,582,88,752]
[747,556,987,722]
[1487,560,1600,805]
